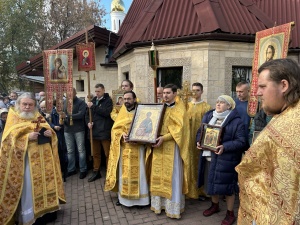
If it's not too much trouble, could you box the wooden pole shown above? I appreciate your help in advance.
[153,66,158,103]
[85,30,94,155]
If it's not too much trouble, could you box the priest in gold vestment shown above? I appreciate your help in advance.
[236,59,300,225]
[105,91,150,206]
[148,84,190,219]
[187,82,211,199]
[0,93,65,225]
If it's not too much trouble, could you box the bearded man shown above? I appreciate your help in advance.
[148,84,190,219]
[0,92,65,225]
[105,91,150,207]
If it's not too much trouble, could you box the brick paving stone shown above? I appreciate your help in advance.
[152,219,169,225]
[93,210,102,219]
[47,172,239,225]
[78,213,86,222]
[119,218,129,225]
[143,214,158,222]
[129,219,145,225]
[95,218,104,225]
[141,222,153,225]
[111,216,120,224]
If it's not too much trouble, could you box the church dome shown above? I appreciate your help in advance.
[111,0,125,12]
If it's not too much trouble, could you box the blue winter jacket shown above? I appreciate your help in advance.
[196,108,246,195]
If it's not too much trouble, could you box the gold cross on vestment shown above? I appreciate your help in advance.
[177,81,195,108]
[31,116,46,132]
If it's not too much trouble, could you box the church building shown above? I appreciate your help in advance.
[16,0,300,106]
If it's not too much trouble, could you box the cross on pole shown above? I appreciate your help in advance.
[177,81,194,108]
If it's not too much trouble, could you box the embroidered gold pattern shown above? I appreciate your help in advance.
[0,108,66,224]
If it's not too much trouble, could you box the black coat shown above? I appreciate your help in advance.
[64,97,87,133]
[86,93,113,140]
[196,109,246,195]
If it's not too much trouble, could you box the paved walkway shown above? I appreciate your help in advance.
[49,171,239,225]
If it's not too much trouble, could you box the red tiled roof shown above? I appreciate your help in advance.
[113,0,299,58]
[16,25,119,75]
[254,0,300,49]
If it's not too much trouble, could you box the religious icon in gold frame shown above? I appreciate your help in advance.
[112,86,125,110]
[248,22,293,117]
[48,54,69,83]
[128,104,165,144]
[199,123,223,152]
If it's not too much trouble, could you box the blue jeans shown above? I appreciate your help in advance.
[64,131,87,173]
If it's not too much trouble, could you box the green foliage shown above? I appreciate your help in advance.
[0,0,106,93]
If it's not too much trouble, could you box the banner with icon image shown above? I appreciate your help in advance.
[248,22,293,117]
[43,49,74,124]
[76,42,96,71]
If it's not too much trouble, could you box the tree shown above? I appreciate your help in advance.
[0,0,43,94]
[0,0,107,93]
[35,0,106,51]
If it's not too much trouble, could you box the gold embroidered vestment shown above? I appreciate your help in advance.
[186,101,211,198]
[0,108,66,225]
[236,101,300,225]
[105,105,144,199]
[147,99,190,199]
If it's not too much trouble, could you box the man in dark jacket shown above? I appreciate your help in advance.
[86,83,113,182]
[64,88,87,179]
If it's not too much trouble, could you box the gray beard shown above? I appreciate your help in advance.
[19,111,36,120]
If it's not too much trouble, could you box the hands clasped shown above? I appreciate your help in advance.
[29,129,52,141]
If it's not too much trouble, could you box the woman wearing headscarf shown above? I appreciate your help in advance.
[196,95,246,225]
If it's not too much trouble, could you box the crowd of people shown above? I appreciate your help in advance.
[0,58,299,225]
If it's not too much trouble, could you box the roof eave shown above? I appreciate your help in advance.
[113,33,256,59]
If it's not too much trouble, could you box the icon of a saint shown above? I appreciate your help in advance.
[265,45,275,62]
[51,57,67,80]
[135,112,153,137]
[82,50,90,66]
[116,96,124,106]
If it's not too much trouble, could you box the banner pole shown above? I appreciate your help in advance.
[85,30,94,156]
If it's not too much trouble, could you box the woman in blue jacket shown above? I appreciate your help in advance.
[196,95,246,225]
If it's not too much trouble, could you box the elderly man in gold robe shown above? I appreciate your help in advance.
[105,91,150,207]
[236,59,300,225]
[148,84,190,219]
[187,82,211,199]
[0,93,65,225]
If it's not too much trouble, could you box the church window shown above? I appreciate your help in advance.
[157,67,183,89]
[123,72,129,80]
[231,66,252,98]
[76,80,84,92]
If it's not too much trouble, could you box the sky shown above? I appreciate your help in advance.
[102,0,133,30]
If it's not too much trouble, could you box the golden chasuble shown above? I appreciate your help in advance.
[105,105,143,199]
[0,108,66,225]
[186,101,211,199]
[236,101,300,225]
[147,98,190,199]
[110,98,141,121]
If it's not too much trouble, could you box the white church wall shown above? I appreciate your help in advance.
[116,40,255,106]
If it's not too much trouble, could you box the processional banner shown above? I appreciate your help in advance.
[76,42,96,71]
[248,22,293,117]
[43,49,74,124]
